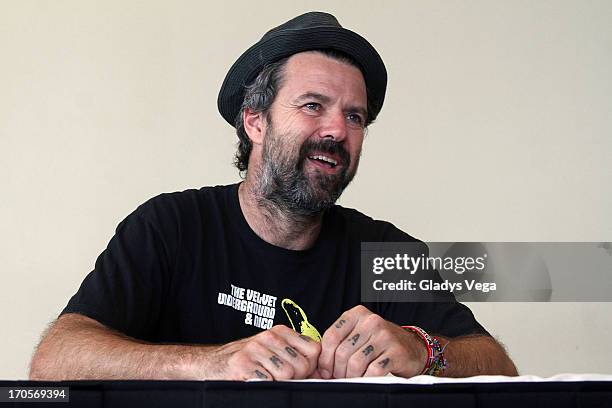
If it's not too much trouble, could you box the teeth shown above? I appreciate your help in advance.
[309,155,338,166]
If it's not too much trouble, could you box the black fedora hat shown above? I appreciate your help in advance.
[217,11,387,127]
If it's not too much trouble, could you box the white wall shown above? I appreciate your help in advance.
[1,0,610,378]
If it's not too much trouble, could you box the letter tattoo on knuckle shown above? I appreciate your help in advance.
[362,345,374,356]
[285,346,298,358]
[349,333,360,346]
[299,334,312,342]
[255,370,268,379]
[270,355,283,368]
[379,357,390,368]
[335,319,347,329]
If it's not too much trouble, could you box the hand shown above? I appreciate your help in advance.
[317,305,428,379]
[209,325,321,381]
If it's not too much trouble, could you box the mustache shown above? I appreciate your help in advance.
[298,139,350,167]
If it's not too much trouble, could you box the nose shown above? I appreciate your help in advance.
[318,110,348,142]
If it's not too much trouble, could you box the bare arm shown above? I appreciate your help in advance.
[438,334,518,377]
[29,313,320,381]
[29,313,218,380]
[317,305,518,379]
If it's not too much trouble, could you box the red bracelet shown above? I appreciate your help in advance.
[402,325,447,376]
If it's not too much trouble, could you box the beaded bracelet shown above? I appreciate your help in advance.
[402,325,448,376]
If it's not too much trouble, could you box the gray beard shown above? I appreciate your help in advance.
[256,129,357,218]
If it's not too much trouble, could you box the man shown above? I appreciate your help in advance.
[30,12,517,381]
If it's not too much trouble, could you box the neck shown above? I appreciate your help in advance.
[238,179,324,251]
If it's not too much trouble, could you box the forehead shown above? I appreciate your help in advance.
[278,51,367,104]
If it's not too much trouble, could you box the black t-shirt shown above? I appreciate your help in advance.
[62,183,488,343]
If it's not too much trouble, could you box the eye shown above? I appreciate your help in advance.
[304,102,321,111]
[346,113,364,126]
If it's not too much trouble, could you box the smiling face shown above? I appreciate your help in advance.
[252,51,368,215]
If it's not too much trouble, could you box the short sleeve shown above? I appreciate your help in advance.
[61,208,170,340]
[374,219,491,338]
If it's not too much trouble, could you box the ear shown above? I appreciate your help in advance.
[243,108,266,145]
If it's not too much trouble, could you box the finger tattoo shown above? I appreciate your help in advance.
[335,319,347,329]
[270,355,283,368]
[379,358,390,368]
[255,370,268,379]
[285,346,298,358]
[349,333,360,346]
[362,345,374,356]
[299,334,312,342]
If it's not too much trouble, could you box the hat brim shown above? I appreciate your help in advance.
[217,26,387,127]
